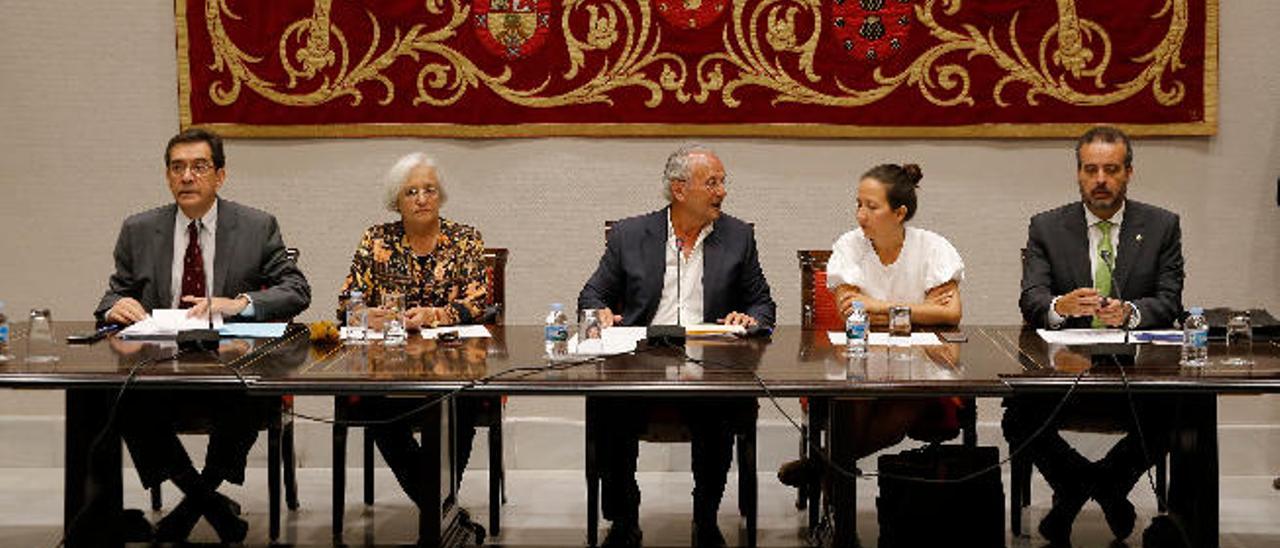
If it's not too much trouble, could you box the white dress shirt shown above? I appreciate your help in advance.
[651,211,713,325]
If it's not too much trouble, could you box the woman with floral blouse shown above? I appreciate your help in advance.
[340,152,489,536]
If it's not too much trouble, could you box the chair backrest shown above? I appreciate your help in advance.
[798,249,843,331]
[482,248,509,325]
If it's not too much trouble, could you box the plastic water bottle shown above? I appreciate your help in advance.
[346,291,368,342]
[845,301,869,357]
[0,301,12,362]
[544,303,570,360]
[1180,306,1208,367]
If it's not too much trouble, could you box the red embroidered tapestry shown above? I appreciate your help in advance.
[176,0,1217,138]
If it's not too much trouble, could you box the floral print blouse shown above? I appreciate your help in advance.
[339,219,488,325]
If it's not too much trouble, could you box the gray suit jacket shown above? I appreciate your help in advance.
[95,198,311,322]
[1019,200,1184,329]
[578,208,776,327]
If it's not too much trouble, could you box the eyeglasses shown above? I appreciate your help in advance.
[403,186,441,199]
[677,177,728,191]
[168,160,216,177]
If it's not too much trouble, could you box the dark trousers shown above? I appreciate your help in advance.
[596,397,755,525]
[118,391,271,489]
[364,396,481,507]
[1002,394,1174,496]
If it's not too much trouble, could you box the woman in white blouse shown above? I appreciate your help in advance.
[779,164,965,488]
[827,163,964,325]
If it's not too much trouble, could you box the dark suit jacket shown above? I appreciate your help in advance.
[1020,200,1183,329]
[578,208,776,327]
[95,198,311,322]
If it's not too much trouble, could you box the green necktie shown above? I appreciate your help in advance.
[1092,220,1114,327]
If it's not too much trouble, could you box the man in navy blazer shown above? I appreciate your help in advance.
[1007,126,1182,545]
[91,129,310,542]
[579,145,775,547]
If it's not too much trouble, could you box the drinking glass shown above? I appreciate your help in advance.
[888,305,912,338]
[382,292,407,345]
[577,308,603,353]
[25,308,59,364]
[1220,310,1253,366]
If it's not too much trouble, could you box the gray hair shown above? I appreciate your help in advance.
[662,144,715,200]
[383,152,446,213]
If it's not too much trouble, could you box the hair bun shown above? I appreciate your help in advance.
[900,163,923,186]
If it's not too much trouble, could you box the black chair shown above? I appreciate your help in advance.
[147,247,302,543]
[584,399,758,547]
[331,247,509,538]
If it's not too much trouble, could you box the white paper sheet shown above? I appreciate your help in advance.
[571,326,648,355]
[684,323,746,337]
[827,332,943,346]
[119,309,224,338]
[420,325,492,340]
[1035,329,1127,345]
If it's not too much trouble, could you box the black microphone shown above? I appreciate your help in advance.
[177,227,220,352]
[1093,247,1135,365]
[675,236,684,326]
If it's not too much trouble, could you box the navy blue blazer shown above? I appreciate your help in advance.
[578,208,776,327]
[1019,200,1184,329]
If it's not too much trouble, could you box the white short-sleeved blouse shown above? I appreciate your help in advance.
[826,227,964,303]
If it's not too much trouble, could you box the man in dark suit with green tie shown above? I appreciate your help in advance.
[1008,126,1183,545]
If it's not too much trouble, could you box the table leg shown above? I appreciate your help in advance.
[827,398,858,548]
[64,388,121,547]
[1166,393,1218,548]
[419,397,468,547]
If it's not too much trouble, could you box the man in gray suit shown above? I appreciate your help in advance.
[579,144,775,547]
[1007,126,1182,545]
[94,128,310,542]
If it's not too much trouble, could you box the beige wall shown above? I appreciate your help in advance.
[0,0,1277,473]
[1,1,1278,327]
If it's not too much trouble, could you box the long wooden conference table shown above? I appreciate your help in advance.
[1,322,1276,547]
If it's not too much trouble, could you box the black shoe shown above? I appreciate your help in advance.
[202,492,249,544]
[692,520,727,547]
[777,458,821,488]
[458,507,487,545]
[1039,486,1090,546]
[154,497,202,541]
[602,520,643,547]
[1093,482,1136,540]
[115,508,154,542]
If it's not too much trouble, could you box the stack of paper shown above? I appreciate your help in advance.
[119,309,225,339]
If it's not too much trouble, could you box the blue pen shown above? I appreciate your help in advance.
[1134,332,1182,342]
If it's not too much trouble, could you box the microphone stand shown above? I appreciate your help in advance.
[1092,248,1135,366]
[177,238,220,352]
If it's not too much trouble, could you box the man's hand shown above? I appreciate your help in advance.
[365,307,393,331]
[1053,288,1103,317]
[182,295,249,318]
[597,307,624,328]
[1095,298,1129,327]
[405,306,451,330]
[106,297,148,325]
[718,311,759,328]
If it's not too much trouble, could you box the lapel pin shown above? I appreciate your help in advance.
[1135,234,1143,242]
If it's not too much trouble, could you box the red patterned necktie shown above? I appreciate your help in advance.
[180,220,206,308]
